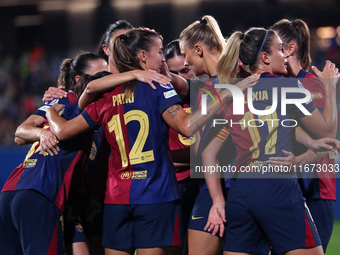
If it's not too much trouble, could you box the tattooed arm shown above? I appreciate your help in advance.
[162,104,189,137]
[161,96,226,138]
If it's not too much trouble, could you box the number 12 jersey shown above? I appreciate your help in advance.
[82,81,182,205]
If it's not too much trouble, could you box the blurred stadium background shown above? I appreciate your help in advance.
[0,0,340,253]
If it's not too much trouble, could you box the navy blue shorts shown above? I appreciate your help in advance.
[188,188,228,233]
[102,201,183,250]
[307,199,335,253]
[0,190,64,255]
[224,178,321,254]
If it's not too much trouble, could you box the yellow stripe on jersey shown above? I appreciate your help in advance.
[215,127,230,142]
[205,126,230,144]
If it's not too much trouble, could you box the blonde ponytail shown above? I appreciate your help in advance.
[180,15,225,55]
[217,32,242,83]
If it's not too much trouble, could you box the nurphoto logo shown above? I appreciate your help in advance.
[201,83,312,116]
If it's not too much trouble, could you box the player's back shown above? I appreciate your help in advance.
[83,81,182,205]
[224,73,315,172]
[1,103,93,211]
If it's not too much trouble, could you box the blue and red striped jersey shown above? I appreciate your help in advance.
[223,72,316,173]
[169,104,193,181]
[1,104,93,212]
[82,81,182,205]
[295,69,336,200]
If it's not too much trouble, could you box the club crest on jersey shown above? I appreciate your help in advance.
[160,83,173,89]
[163,89,177,99]
[75,224,83,233]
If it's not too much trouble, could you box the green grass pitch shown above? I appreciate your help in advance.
[326,220,340,254]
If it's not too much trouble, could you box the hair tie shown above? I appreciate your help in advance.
[120,34,127,40]
[256,30,269,59]
[240,32,244,40]
[291,20,298,27]
[200,18,207,25]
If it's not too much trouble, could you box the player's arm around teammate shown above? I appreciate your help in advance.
[14,53,108,155]
[47,75,257,142]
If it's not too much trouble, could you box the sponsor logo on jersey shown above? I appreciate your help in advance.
[311,92,322,99]
[23,158,37,168]
[132,170,147,179]
[160,83,173,89]
[297,80,313,104]
[163,89,177,99]
[120,171,148,180]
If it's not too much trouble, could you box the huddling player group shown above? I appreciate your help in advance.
[0,15,339,255]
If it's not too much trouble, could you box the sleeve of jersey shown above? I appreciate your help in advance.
[61,104,82,120]
[206,126,230,143]
[214,126,230,142]
[289,80,316,119]
[33,97,70,118]
[155,83,182,114]
[302,76,325,109]
[81,103,100,129]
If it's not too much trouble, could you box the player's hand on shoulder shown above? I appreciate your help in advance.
[133,69,170,89]
[42,86,67,102]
